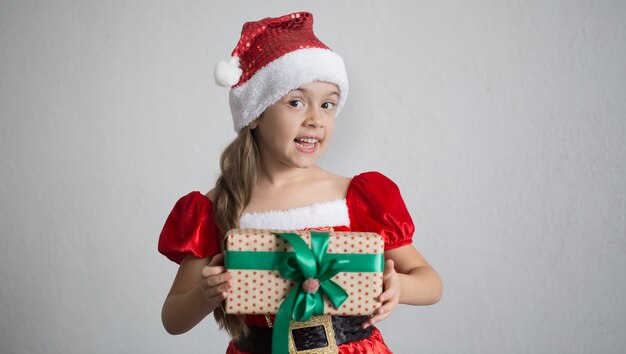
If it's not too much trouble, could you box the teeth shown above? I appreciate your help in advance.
[297,138,318,143]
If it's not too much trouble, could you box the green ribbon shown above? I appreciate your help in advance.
[226,251,382,272]
[272,231,348,354]
[225,231,383,354]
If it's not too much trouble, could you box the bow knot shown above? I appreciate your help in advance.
[302,278,320,293]
[271,231,349,354]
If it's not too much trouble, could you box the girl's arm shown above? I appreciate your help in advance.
[161,254,232,334]
[387,245,443,305]
[363,245,442,328]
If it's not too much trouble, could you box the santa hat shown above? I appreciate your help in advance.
[214,12,349,132]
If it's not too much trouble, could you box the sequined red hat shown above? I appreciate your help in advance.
[214,12,349,132]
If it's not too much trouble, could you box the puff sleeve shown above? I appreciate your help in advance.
[158,191,222,264]
[347,171,415,250]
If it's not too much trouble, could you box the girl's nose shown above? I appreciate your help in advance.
[304,108,324,127]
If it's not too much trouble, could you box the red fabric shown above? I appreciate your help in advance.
[157,172,414,351]
[157,191,221,264]
[157,172,414,263]
[225,327,392,354]
[232,12,328,87]
[348,171,415,250]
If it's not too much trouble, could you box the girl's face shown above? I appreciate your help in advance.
[251,81,339,171]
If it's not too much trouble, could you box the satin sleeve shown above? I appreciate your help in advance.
[346,172,415,250]
[158,191,221,264]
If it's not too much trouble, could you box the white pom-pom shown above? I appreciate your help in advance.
[214,57,242,87]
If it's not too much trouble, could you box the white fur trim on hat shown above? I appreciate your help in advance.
[214,57,242,87]
[229,48,349,132]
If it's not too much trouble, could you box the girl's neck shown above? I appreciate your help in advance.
[258,164,323,187]
[243,164,348,214]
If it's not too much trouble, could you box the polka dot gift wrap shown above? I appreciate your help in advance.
[224,229,384,317]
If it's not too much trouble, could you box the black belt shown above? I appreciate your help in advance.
[234,315,373,354]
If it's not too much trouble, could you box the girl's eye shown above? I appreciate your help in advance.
[288,100,304,108]
[321,102,336,110]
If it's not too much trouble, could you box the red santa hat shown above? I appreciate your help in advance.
[214,12,349,132]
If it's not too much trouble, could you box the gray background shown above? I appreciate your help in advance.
[1,1,625,353]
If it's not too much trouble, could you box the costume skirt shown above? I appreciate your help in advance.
[225,326,392,354]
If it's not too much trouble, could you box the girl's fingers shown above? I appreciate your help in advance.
[363,294,398,328]
[199,258,232,305]
[378,284,399,302]
[383,259,395,276]
[380,262,399,302]
[202,265,226,277]
[362,311,391,329]
[198,255,231,305]
[208,254,225,267]
[362,260,399,328]
[365,290,398,327]
[375,298,398,316]
[204,290,228,307]
[204,273,232,288]
[361,317,374,329]
[378,288,392,302]
[204,282,231,299]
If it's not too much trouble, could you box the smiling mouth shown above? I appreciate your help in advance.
[294,137,320,151]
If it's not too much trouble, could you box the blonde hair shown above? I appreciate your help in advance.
[212,125,260,339]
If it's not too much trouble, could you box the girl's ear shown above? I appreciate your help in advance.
[249,114,263,129]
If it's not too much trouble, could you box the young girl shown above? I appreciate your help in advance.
[158,12,442,354]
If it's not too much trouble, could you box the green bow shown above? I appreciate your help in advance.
[271,231,349,354]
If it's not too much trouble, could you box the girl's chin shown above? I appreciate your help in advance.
[288,153,323,169]
[290,156,320,168]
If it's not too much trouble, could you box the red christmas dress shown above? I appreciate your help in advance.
[159,171,414,354]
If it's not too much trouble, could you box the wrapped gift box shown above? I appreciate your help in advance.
[224,229,384,316]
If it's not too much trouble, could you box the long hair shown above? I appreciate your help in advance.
[212,125,260,339]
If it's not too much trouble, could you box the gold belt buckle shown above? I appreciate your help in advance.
[288,314,338,354]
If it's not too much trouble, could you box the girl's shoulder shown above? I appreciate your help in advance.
[315,168,351,195]
[347,171,415,250]
[347,171,399,194]
[205,188,216,202]
[158,191,221,264]
[315,169,400,200]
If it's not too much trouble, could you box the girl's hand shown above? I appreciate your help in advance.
[199,254,232,309]
[362,259,400,329]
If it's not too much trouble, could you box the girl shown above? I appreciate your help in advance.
[158,12,443,354]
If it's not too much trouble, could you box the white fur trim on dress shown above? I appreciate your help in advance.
[239,199,350,230]
[229,48,349,132]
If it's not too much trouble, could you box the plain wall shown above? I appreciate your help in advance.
[1,1,625,353]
